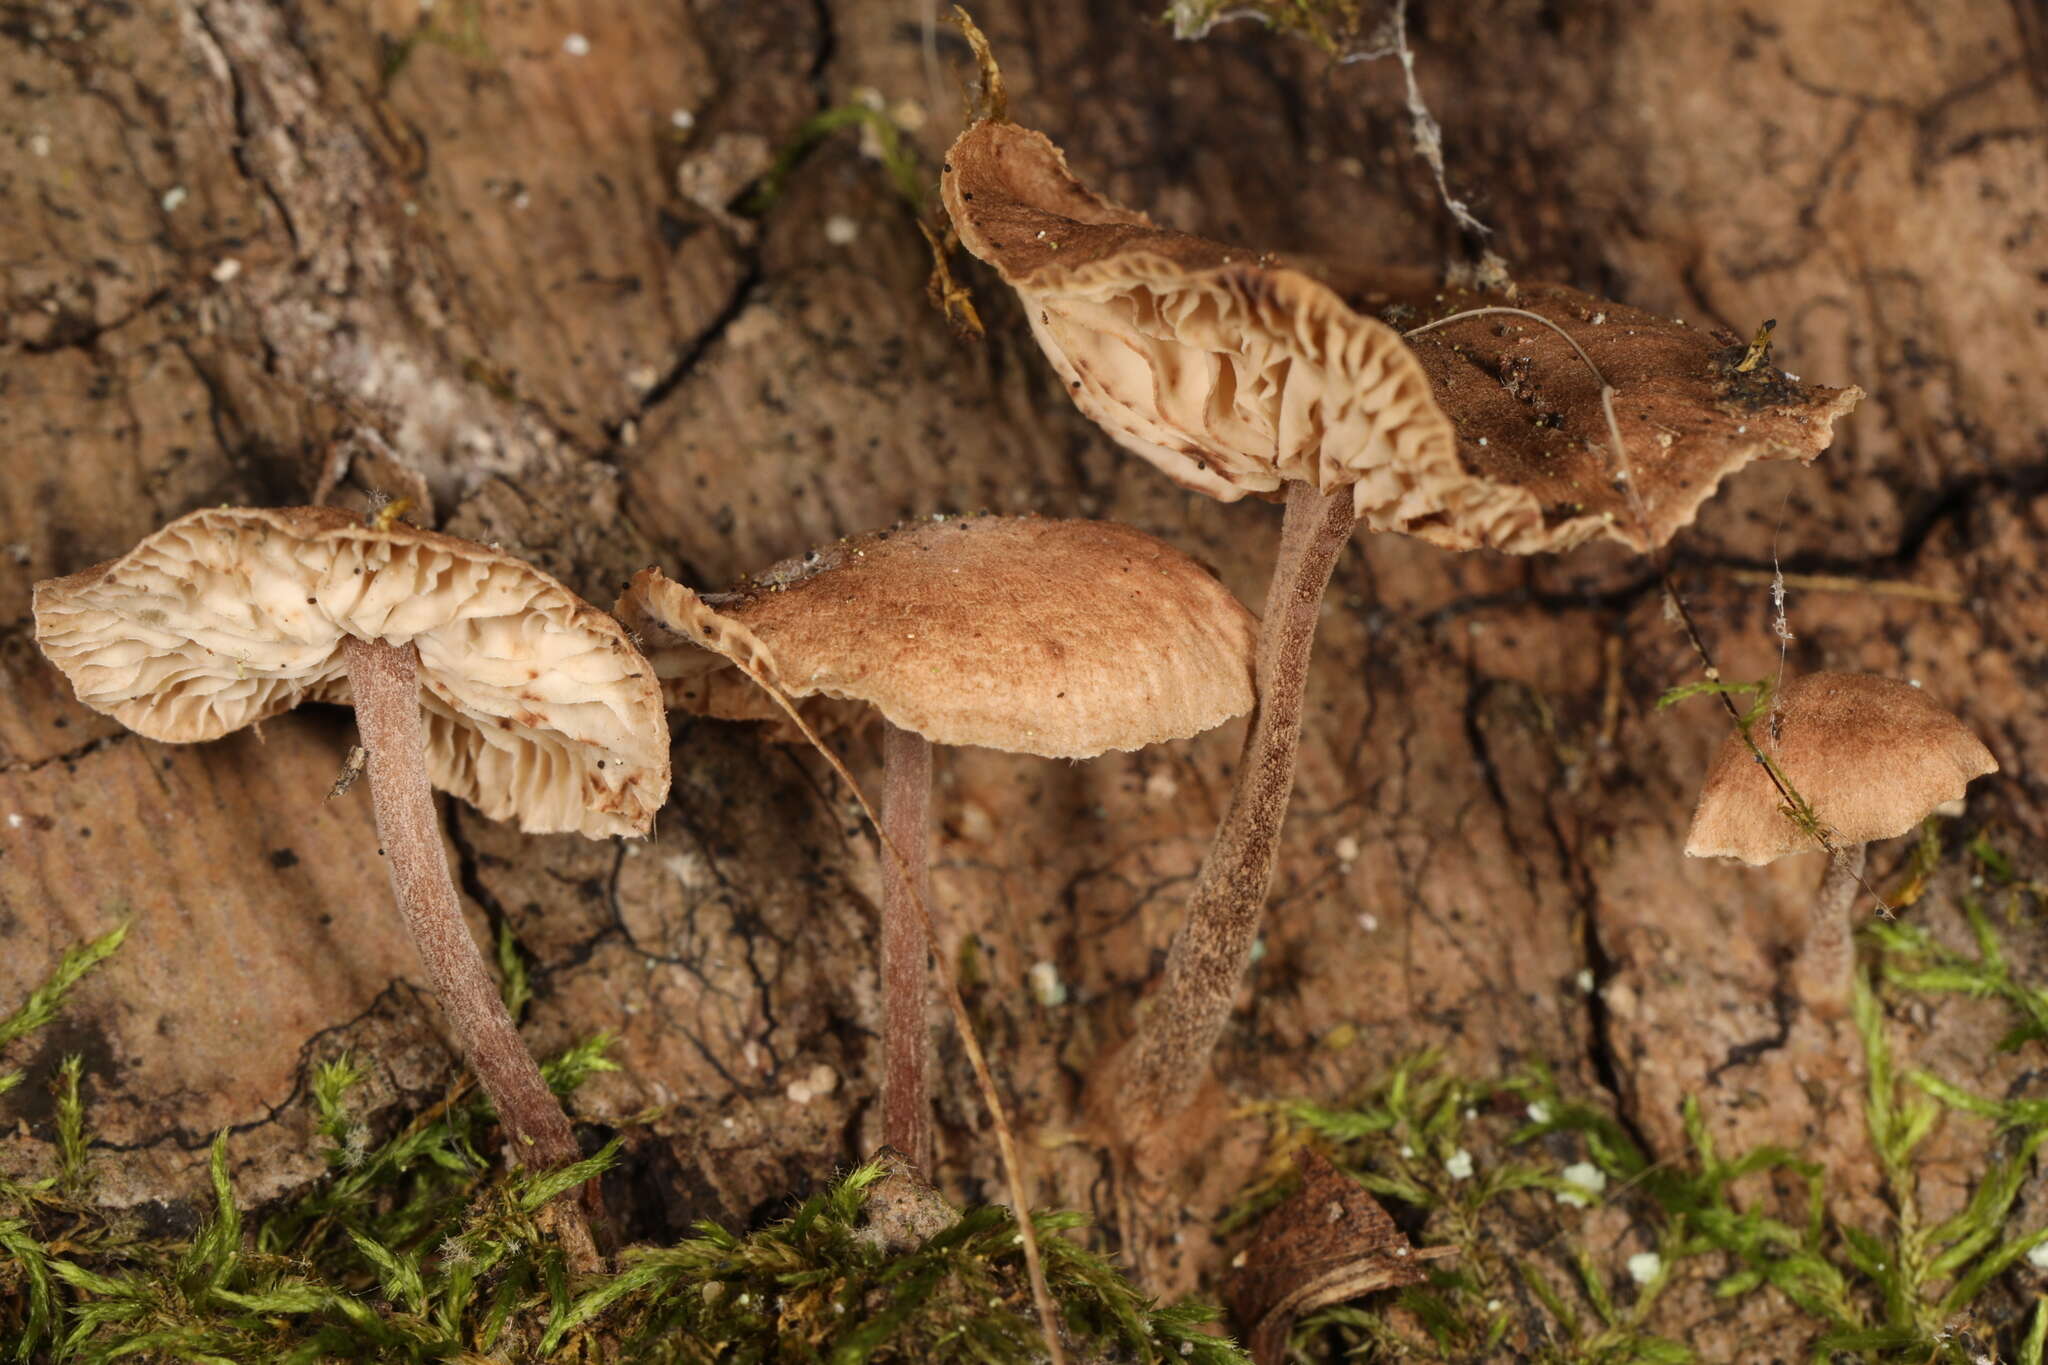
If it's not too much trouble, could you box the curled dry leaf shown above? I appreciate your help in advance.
[1224,1149,1447,1365]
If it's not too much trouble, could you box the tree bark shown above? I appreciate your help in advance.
[3,3,2042,1354]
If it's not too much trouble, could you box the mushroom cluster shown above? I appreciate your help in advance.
[25,29,1970,1344]
[616,513,1260,1175]
[939,104,1865,1175]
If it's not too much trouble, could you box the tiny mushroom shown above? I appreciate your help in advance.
[1686,672,1996,1014]
[940,111,1862,1169]
[616,514,1257,1175]
[33,505,671,1270]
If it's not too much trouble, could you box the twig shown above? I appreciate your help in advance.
[1724,570,1963,605]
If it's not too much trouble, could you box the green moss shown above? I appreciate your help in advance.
[378,0,491,94]
[741,104,930,220]
[1251,863,2048,1363]
[0,929,1244,1364]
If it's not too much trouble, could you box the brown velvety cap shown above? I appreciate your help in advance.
[33,506,670,838]
[616,514,1257,760]
[1685,672,1996,865]
[1328,267,1865,553]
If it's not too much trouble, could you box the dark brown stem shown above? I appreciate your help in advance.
[719,663,1067,1362]
[1797,843,1868,1019]
[880,722,935,1174]
[343,636,601,1273]
[1116,482,1357,1139]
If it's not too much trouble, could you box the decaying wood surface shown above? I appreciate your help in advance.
[3,1,2044,1355]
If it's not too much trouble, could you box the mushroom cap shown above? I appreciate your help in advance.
[33,506,670,838]
[1327,267,1864,553]
[616,515,1257,760]
[1685,672,1996,866]
[941,122,1499,544]
[942,120,1862,556]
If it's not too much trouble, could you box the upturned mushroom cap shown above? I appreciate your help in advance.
[940,122,1492,542]
[33,506,669,838]
[942,120,1862,555]
[1685,673,1996,866]
[615,515,1257,760]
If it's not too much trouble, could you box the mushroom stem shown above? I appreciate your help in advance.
[1796,843,1869,1018]
[343,636,601,1273]
[1115,482,1357,1148]
[880,721,936,1174]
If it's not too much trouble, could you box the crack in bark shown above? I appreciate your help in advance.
[1413,458,2048,631]
[1,733,126,777]
[1705,986,1797,1085]
[622,263,767,433]
[78,978,446,1156]
[15,288,174,356]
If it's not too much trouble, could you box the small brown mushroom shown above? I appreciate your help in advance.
[1686,672,1996,1014]
[33,506,671,1270]
[616,514,1257,1174]
[941,113,1861,1169]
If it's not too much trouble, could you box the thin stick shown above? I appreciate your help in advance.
[880,723,936,1175]
[725,663,1068,1364]
[343,636,601,1274]
[1402,305,1644,533]
[1724,569,1962,605]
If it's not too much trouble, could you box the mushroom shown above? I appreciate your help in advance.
[32,506,670,1269]
[939,115,1862,1163]
[1685,672,1996,1014]
[615,514,1257,1174]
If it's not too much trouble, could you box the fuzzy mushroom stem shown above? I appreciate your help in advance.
[1114,482,1357,1154]
[880,721,936,1174]
[343,635,601,1272]
[1795,843,1869,1018]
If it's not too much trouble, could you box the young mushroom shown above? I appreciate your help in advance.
[940,113,1862,1171]
[615,514,1257,1175]
[1686,672,1996,1015]
[33,506,670,1271]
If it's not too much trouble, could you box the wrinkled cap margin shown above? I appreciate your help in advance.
[1328,267,1865,553]
[940,122,1503,543]
[1685,672,1996,866]
[616,514,1257,760]
[943,119,1861,556]
[33,505,670,838]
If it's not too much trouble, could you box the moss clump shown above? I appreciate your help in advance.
[0,928,1243,1364]
[1236,855,2048,1364]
